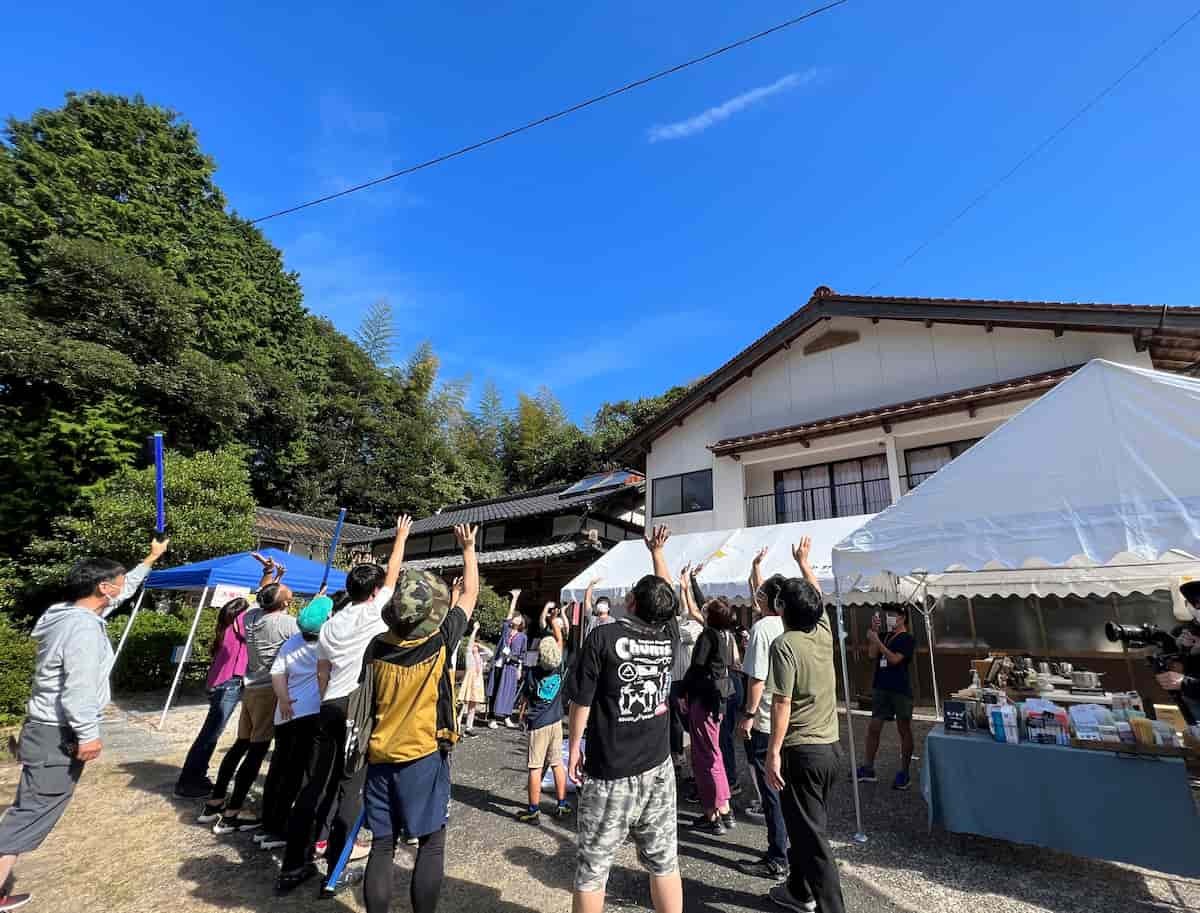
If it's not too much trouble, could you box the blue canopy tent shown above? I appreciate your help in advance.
[143,547,348,593]
[115,548,349,727]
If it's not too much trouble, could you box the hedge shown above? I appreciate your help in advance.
[0,613,36,725]
[107,605,217,692]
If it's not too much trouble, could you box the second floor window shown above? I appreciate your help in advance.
[905,439,980,489]
[652,469,714,516]
[773,454,890,522]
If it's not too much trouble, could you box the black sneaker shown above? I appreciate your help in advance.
[736,856,789,880]
[259,834,287,850]
[174,777,214,799]
[690,815,725,835]
[683,789,701,805]
[275,863,319,896]
[197,802,225,824]
[769,883,817,912]
[720,811,737,831]
[0,893,31,911]
[729,783,744,797]
[318,864,364,899]
[213,814,261,835]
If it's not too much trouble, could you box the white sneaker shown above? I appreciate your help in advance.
[488,720,498,730]
[503,718,517,729]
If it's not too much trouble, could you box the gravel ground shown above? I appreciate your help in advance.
[1,690,1197,912]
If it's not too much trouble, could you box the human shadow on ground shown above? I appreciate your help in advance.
[450,781,534,821]
[118,758,273,832]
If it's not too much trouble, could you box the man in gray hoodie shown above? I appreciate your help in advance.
[0,536,169,911]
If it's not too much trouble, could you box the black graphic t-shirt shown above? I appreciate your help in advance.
[569,616,674,780]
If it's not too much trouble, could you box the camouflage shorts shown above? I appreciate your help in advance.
[575,756,678,892]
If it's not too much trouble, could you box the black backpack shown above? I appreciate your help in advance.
[342,638,379,776]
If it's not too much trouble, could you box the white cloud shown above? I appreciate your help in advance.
[647,69,822,143]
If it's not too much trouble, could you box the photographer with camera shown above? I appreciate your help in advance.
[1154,581,1200,721]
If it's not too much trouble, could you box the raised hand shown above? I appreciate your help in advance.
[148,536,171,563]
[396,514,414,540]
[645,525,670,552]
[753,546,769,567]
[792,536,812,569]
[454,524,478,550]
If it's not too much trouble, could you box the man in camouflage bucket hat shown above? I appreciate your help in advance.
[383,568,453,640]
[360,524,479,913]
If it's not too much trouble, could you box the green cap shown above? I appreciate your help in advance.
[298,595,334,635]
[384,568,451,639]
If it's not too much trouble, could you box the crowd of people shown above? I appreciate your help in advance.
[0,515,921,913]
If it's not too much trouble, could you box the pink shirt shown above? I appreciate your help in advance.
[206,614,248,689]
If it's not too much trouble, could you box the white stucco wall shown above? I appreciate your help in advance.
[646,319,1151,531]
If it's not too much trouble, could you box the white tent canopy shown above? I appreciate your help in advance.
[832,360,1200,590]
[561,515,880,606]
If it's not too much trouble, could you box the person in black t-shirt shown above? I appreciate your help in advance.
[567,526,682,913]
[859,606,917,790]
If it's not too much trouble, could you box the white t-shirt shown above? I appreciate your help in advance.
[317,586,394,701]
[271,633,322,724]
[742,614,786,733]
[672,618,703,682]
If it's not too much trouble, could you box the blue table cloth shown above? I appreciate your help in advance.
[922,729,1200,876]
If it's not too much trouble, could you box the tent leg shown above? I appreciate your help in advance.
[159,586,209,730]
[923,579,942,720]
[835,584,867,845]
[112,588,147,667]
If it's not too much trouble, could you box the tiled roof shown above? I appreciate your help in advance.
[613,287,1200,460]
[710,365,1079,456]
[360,476,644,543]
[255,507,381,547]
[403,541,596,571]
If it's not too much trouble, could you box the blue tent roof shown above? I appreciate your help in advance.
[144,548,347,594]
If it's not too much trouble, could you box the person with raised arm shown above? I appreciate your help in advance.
[734,546,791,881]
[0,535,169,912]
[568,526,682,913]
[275,516,412,896]
[361,524,479,913]
[763,537,846,913]
[582,577,614,642]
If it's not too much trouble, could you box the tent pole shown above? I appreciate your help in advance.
[835,581,868,844]
[159,586,209,729]
[112,588,147,667]
[921,575,942,720]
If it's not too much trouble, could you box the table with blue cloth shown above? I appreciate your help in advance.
[921,728,1200,876]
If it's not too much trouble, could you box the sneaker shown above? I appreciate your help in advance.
[769,883,818,912]
[274,863,319,896]
[744,802,766,819]
[690,815,725,836]
[736,856,788,880]
[487,720,498,730]
[516,807,541,824]
[503,718,517,729]
[349,838,371,862]
[463,730,478,738]
[197,802,225,824]
[720,811,737,831]
[403,836,419,846]
[856,766,878,783]
[730,783,744,797]
[0,893,31,911]
[259,834,287,850]
[319,864,365,898]
[893,771,912,791]
[174,777,214,799]
[683,789,700,805]
[314,840,328,856]
[213,814,262,835]
[555,802,573,818]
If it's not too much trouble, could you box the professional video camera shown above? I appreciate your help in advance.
[1104,622,1180,673]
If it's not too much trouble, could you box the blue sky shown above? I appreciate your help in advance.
[3,1,1198,422]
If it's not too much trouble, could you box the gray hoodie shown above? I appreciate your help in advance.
[26,562,149,743]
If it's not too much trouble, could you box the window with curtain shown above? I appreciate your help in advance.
[904,438,981,489]
[771,454,889,522]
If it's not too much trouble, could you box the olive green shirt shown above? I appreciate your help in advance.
[765,617,839,747]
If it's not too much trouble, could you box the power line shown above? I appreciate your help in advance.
[247,0,851,224]
[865,5,1200,293]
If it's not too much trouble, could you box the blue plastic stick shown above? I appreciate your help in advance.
[324,805,366,892]
[321,507,347,591]
[152,433,166,533]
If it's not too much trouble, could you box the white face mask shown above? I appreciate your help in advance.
[99,582,122,618]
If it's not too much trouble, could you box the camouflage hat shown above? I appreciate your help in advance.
[384,568,452,639]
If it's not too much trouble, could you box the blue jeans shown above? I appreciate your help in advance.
[178,676,243,785]
[746,728,788,864]
[720,672,745,787]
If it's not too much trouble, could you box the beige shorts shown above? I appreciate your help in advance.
[527,721,563,770]
[237,686,276,743]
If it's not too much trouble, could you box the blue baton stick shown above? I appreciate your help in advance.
[321,507,347,591]
[324,805,366,892]
[152,432,166,533]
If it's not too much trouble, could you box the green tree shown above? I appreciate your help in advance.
[1,447,255,623]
